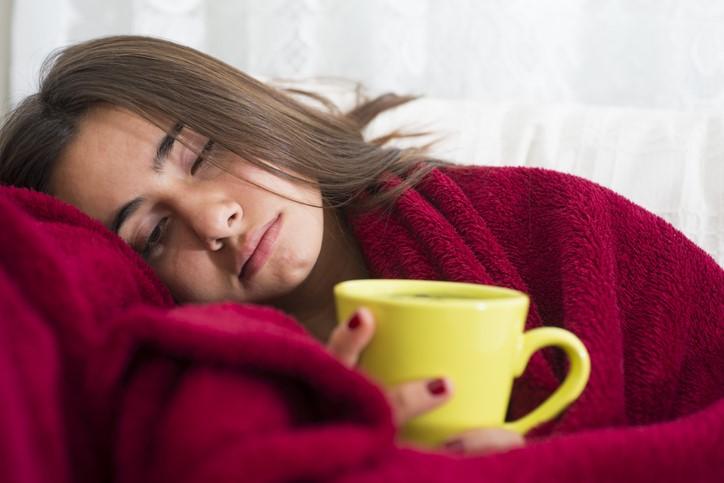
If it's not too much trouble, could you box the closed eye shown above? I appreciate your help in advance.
[191,139,215,175]
[141,216,170,259]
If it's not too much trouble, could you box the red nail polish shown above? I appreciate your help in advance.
[427,378,447,396]
[347,313,361,330]
[443,439,465,453]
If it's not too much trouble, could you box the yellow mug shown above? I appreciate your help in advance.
[334,279,591,447]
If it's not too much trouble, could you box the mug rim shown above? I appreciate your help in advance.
[334,279,528,308]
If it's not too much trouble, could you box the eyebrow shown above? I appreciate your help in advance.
[110,197,144,234]
[109,122,183,234]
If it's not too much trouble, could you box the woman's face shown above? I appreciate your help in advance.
[50,105,325,304]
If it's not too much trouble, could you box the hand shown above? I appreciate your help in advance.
[327,307,525,455]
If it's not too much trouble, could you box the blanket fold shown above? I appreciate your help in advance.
[1,164,722,483]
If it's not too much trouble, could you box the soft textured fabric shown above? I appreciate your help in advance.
[0,186,393,483]
[350,166,724,480]
[1,164,722,483]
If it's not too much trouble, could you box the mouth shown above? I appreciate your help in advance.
[237,213,282,282]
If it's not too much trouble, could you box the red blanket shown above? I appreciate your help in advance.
[1,166,722,483]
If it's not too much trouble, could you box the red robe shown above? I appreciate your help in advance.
[1,166,722,482]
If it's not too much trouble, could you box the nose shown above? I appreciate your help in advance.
[176,195,243,251]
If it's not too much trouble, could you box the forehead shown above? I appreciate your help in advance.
[50,106,164,226]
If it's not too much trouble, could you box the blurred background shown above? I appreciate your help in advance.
[4,0,724,111]
[0,0,722,264]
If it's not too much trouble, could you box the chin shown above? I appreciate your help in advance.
[278,244,320,281]
[276,265,313,293]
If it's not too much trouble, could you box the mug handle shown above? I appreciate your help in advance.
[502,327,591,435]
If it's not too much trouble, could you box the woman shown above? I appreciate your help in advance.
[0,35,523,454]
[1,36,722,470]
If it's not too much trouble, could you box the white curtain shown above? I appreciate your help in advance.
[9,0,724,111]
[0,0,10,114]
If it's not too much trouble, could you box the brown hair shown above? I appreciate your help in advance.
[0,35,447,211]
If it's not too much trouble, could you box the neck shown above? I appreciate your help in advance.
[269,207,369,341]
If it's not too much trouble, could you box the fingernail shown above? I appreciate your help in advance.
[443,438,465,453]
[426,378,447,396]
[347,313,362,330]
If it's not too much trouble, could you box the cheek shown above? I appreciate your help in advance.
[277,208,324,272]
[153,250,222,303]
[299,207,325,257]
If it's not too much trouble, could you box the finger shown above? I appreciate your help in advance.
[442,427,525,455]
[326,307,375,367]
[388,377,452,427]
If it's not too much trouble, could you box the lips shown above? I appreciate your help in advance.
[237,214,282,281]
